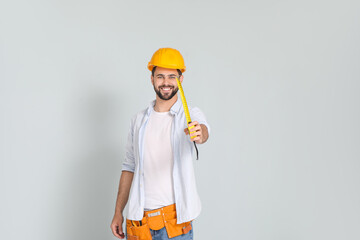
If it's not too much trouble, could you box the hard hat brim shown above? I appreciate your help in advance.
[148,62,186,73]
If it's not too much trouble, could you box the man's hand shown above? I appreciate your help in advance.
[110,213,125,239]
[184,121,209,144]
[111,171,133,239]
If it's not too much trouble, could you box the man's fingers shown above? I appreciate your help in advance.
[111,224,125,239]
[117,225,125,239]
[111,225,120,238]
[188,121,199,127]
[190,129,201,138]
[191,125,201,132]
[185,123,202,142]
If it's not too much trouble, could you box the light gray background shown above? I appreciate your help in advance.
[1,0,359,239]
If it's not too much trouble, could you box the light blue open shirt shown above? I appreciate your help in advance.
[121,97,210,224]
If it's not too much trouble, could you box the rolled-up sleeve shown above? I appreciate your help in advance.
[121,117,135,172]
[190,107,211,135]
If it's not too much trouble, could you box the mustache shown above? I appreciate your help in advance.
[158,85,175,88]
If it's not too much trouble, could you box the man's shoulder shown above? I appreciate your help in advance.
[129,102,153,125]
[133,107,148,118]
[130,108,147,122]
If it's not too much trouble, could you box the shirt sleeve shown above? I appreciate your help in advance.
[121,116,136,172]
[190,107,211,135]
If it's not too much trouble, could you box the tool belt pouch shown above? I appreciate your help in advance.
[164,219,192,239]
[126,220,152,240]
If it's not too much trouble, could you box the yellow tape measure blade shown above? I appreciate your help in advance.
[176,77,192,124]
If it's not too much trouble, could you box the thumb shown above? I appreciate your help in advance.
[184,128,189,135]
[111,223,124,239]
[118,225,125,239]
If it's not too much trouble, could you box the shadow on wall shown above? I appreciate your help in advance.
[52,88,126,240]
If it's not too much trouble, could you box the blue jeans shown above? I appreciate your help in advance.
[149,223,193,240]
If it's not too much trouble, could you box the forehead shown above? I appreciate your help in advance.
[154,67,178,75]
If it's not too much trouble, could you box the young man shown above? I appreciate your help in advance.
[110,48,210,240]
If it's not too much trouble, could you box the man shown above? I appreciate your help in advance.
[110,48,210,240]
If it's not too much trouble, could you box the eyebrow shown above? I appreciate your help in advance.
[156,74,177,77]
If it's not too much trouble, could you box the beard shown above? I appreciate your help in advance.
[154,84,179,100]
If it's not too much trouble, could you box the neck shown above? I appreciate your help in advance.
[154,94,178,112]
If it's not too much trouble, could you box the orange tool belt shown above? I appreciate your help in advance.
[126,204,192,240]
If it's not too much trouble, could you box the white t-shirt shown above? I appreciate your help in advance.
[143,110,175,210]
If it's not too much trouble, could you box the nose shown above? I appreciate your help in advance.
[163,78,173,86]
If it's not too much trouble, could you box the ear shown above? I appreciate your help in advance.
[151,75,154,85]
[179,75,184,84]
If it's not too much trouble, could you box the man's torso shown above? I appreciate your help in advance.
[143,110,175,210]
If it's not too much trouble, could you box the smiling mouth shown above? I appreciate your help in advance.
[160,87,173,92]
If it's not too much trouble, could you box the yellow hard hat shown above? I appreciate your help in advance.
[148,48,186,73]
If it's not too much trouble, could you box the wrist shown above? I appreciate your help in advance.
[114,209,123,216]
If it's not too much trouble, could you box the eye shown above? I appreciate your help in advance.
[169,76,176,79]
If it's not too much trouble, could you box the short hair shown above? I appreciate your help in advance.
[151,66,182,77]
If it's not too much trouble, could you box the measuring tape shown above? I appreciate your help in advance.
[176,77,199,160]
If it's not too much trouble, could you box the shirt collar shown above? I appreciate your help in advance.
[146,97,182,116]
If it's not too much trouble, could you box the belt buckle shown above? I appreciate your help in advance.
[148,211,161,218]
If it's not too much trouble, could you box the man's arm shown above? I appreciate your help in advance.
[110,170,134,239]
